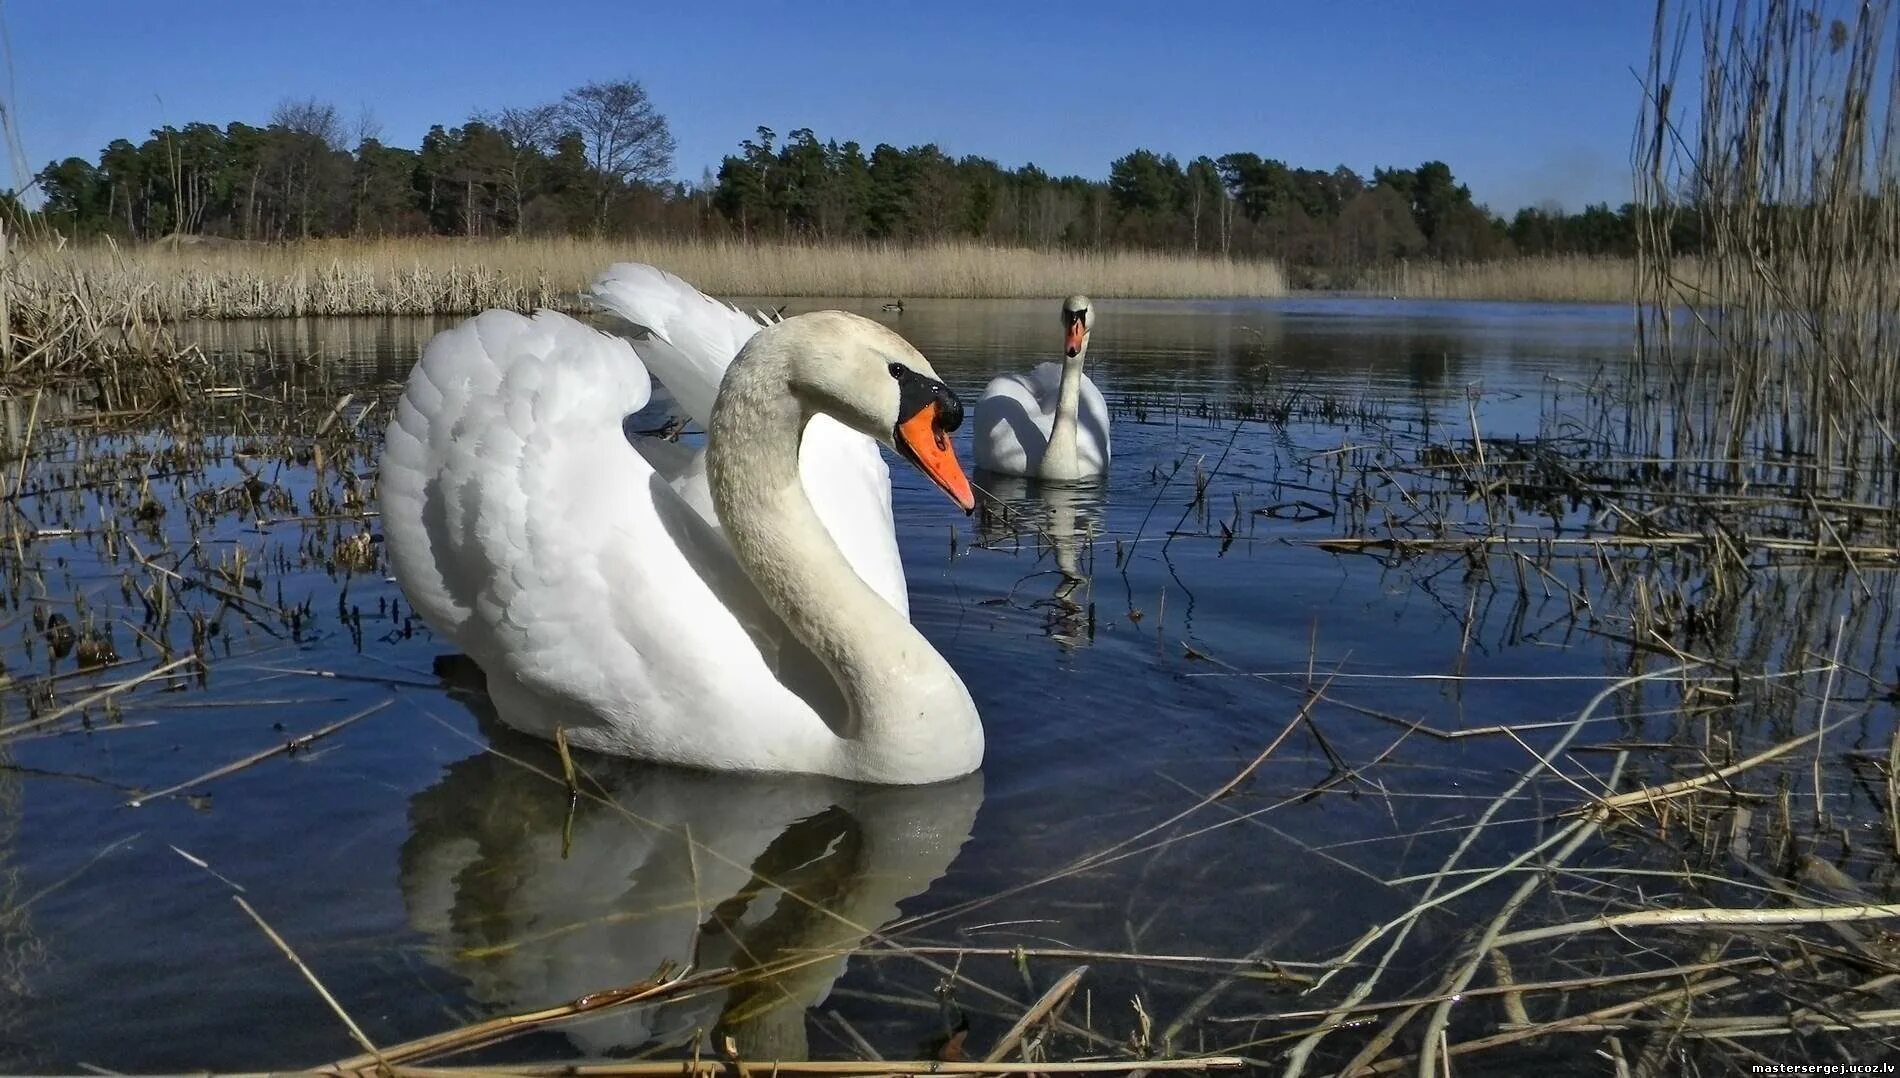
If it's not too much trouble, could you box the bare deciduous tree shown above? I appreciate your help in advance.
[271,97,344,151]
[489,104,560,154]
[478,104,562,231]
[351,106,382,149]
[556,78,675,232]
[269,97,346,238]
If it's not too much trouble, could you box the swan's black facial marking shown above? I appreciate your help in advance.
[1061,307,1089,358]
[889,362,964,435]
[888,361,975,512]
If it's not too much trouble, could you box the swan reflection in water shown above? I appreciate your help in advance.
[399,720,982,1060]
[973,475,1106,648]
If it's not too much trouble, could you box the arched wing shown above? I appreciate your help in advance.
[379,309,840,762]
[587,263,906,613]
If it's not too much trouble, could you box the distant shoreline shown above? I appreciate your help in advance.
[10,237,1642,319]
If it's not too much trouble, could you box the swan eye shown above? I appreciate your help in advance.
[888,362,909,380]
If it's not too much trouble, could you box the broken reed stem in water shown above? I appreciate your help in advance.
[985,964,1090,1063]
[1400,750,1631,1078]
[1353,958,1812,1075]
[125,697,393,806]
[322,1060,1247,1078]
[1301,532,1900,560]
[1484,901,1900,949]
[1281,666,1692,1075]
[554,724,578,795]
[0,654,201,742]
[232,894,389,1068]
[1571,712,1860,817]
[798,944,1323,974]
[327,964,707,1071]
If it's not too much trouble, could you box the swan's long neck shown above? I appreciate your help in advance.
[1040,346,1088,481]
[706,340,979,783]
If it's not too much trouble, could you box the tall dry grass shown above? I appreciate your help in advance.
[1360,255,1653,304]
[0,222,198,399]
[13,237,1287,320]
[1634,0,1900,505]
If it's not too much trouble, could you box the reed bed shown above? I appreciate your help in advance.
[1094,379,1900,1072]
[14,237,1288,321]
[0,226,202,397]
[1359,255,1652,304]
[1632,0,1900,507]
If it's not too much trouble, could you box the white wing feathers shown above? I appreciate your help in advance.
[382,307,844,764]
[379,265,911,763]
[585,263,906,615]
[586,262,762,430]
[383,309,651,646]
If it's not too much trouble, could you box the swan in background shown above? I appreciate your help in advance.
[972,295,1111,481]
[379,263,984,785]
[400,731,983,1059]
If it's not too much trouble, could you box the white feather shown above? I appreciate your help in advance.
[378,265,923,774]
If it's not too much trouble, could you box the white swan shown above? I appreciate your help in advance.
[971,295,1111,480]
[379,264,984,785]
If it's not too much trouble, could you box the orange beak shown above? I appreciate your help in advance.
[1064,320,1086,358]
[896,407,975,512]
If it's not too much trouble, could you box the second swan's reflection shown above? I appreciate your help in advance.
[974,476,1106,648]
[399,724,982,1060]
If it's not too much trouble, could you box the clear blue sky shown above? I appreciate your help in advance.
[7,0,1656,214]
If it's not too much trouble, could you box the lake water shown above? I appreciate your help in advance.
[0,296,1882,1074]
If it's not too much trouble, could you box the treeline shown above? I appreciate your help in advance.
[25,81,1659,284]
[31,80,680,243]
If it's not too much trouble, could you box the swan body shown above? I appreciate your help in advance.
[972,294,1110,480]
[380,263,983,785]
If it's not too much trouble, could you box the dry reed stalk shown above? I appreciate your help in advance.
[232,894,388,1067]
[800,944,1321,975]
[1404,750,1632,1078]
[146,1061,1250,1078]
[1486,900,1900,949]
[1282,666,1694,1076]
[0,654,200,742]
[125,697,392,807]
[326,964,715,1070]
[985,965,1090,1063]
[1496,1009,1900,1037]
[1243,956,1764,1024]
[1350,958,1812,1075]
[1576,710,1861,816]
[1304,532,1900,559]
[367,1061,1245,1077]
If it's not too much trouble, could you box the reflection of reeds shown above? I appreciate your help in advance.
[12,238,1288,320]
[0,768,44,1069]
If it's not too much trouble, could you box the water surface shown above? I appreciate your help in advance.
[2,296,1844,1073]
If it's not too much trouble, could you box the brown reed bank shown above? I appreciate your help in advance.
[11,236,1288,321]
[1358,254,1655,304]
[0,224,199,399]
